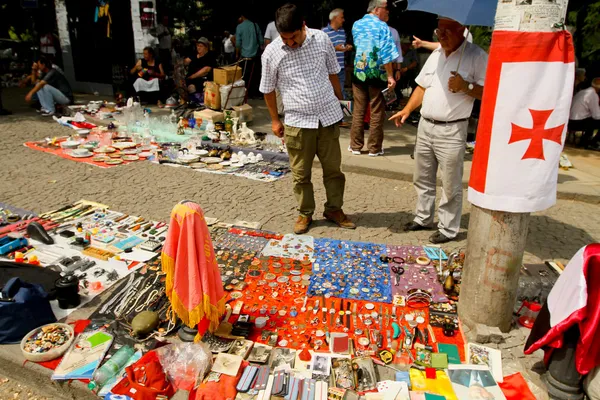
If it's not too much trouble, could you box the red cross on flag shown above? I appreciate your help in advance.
[469,31,575,213]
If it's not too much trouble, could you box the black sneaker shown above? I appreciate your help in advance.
[429,231,453,244]
[404,221,430,232]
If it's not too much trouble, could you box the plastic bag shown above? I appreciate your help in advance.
[155,342,212,391]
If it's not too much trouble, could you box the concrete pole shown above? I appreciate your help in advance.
[458,206,530,332]
[458,0,569,332]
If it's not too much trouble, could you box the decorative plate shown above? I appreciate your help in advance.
[93,146,116,153]
[105,159,123,165]
[123,148,139,155]
[189,163,207,169]
[200,157,222,164]
[191,149,209,156]
[60,140,80,149]
[111,142,136,150]
[108,152,123,158]
[122,155,140,161]
[92,156,109,162]
[138,152,152,158]
[206,164,224,170]
[178,154,200,163]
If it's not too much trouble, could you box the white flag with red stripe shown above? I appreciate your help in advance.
[468,31,575,213]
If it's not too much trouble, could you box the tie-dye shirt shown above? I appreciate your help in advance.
[352,14,399,87]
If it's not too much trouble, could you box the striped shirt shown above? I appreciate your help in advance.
[322,24,346,68]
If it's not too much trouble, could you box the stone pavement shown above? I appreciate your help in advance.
[0,88,599,398]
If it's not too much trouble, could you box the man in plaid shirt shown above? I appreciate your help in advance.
[260,3,355,235]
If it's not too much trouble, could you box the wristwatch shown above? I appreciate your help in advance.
[467,82,474,92]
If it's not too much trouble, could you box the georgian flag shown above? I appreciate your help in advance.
[468,31,575,213]
[524,244,600,375]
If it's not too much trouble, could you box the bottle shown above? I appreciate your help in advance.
[224,111,233,134]
[88,345,135,392]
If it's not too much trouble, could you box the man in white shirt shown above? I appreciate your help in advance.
[260,3,355,235]
[390,17,488,244]
[569,78,600,149]
[264,21,279,46]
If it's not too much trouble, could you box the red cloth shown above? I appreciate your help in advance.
[189,360,248,400]
[525,243,600,374]
[498,373,536,400]
[112,351,175,400]
[38,320,91,370]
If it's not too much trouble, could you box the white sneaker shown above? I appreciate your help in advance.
[347,146,361,155]
[368,150,385,157]
[41,111,55,117]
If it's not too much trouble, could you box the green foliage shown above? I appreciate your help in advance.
[579,2,600,63]
[469,26,492,52]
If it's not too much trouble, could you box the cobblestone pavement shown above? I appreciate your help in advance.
[0,375,48,400]
[1,115,599,264]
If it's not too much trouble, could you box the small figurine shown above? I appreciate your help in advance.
[177,117,185,135]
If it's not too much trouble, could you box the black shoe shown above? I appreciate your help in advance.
[404,221,430,232]
[429,231,453,244]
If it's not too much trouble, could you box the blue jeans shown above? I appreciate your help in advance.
[338,69,346,100]
[38,85,70,113]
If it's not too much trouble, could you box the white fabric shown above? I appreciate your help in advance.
[220,79,246,109]
[265,21,279,42]
[260,28,343,129]
[467,60,574,213]
[223,37,235,53]
[570,87,600,120]
[416,41,488,121]
[547,246,588,328]
[133,78,160,92]
[389,26,404,64]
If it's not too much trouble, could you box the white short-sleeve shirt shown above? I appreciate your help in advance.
[416,41,488,121]
[570,87,600,121]
[265,21,279,42]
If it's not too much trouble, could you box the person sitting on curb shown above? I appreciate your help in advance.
[24,56,73,116]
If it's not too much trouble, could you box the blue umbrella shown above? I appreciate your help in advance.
[407,0,498,27]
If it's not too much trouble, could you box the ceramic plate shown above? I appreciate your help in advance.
[138,152,152,158]
[123,148,139,155]
[122,155,139,161]
[68,150,93,158]
[200,157,223,164]
[94,146,116,153]
[231,162,244,168]
[108,152,123,158]
[191,149,209,156]
[111,142,136,150]
[207,164,224,170]
[92,156,109,162]
[61,140,80,149]
[178,154,200,163]
[189,162,207,169]
[220,161,231,166]
[105,159,123,165]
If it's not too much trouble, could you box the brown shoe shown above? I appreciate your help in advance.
[323,210,356,230]
[294,215,312,234]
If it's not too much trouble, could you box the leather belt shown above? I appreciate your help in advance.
[422,117,469,125]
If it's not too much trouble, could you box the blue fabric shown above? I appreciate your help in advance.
[407,0,497,26]
[308,238,392,302]
[352,14,399,87]
[38,84,70,113]
[322,24,346,68]
[235,20,263,58]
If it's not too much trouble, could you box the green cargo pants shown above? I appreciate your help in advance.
[284,123,346,217]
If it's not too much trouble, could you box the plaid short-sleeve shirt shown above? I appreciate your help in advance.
[260,28,343,129]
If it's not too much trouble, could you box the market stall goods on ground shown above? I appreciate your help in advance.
[0,201,538,400]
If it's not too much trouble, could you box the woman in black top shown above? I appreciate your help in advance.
[184,37,216,97]
[130,47,165,104]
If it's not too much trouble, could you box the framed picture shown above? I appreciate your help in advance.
[248,343,272,364]
[228,339,254,359]
[351,356,377,392]
[269,348,296,371]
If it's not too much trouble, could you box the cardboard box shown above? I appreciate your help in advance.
[194,109,224,123]
[214,65,243,85]
[231,104,253,123]
[204,81,221,111]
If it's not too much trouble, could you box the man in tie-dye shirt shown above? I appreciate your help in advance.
[350,0,399,157]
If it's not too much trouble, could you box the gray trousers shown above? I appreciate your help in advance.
[413,118,467,238]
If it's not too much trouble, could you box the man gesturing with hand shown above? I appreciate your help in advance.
[389,17,487,244]
[260,3,354,235]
